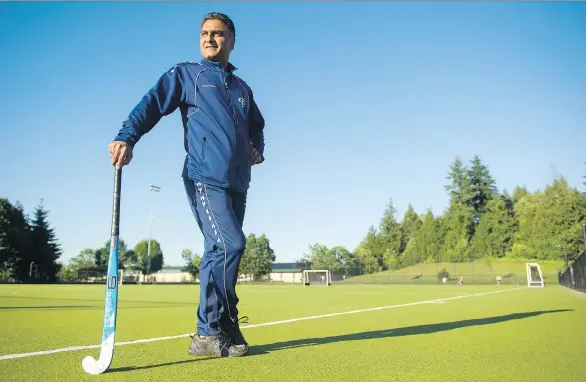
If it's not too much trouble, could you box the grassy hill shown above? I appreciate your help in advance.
[343,258,563,285]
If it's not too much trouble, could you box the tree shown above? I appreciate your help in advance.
[181,248,201,281]
[303,244,338,272]
[240,233,276,280]
[400,204,423,266]
[353,225,384,274]
[21,200,62,282]
[59,248,96,282]
[445,157,472,206]
[330,246,358,276]
[122,249,138,269]
[134,239,164,275]
[346,155,586,276]
[413,209,441,264]
[378,199,403,269]
[466,155,498,234]
[529,177,586,261]
[512,186,529,205]
[401,204,422,248]
[470,196,517,260]
[94,238,131,269]
[440,202,473,262]
[0,199,31,280]
[509,191,540,258]
[401,236,420,267]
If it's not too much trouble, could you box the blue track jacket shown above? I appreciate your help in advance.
[114,59,265,193]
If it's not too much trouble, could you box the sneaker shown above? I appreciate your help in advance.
[188,333,232,357]
[220,316,249,356]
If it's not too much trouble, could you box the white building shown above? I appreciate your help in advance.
[269,262,307,283]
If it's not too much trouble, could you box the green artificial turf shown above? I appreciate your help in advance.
[1,283,585,381]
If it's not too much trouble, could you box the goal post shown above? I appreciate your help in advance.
[303,269,332,286]
[526,263,545,287]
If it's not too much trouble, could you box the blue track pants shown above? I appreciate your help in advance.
[183,177,247,336]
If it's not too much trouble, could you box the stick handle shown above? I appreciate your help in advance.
[111,168,122,237]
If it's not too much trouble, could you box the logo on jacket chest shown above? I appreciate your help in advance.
[237,96,246,109]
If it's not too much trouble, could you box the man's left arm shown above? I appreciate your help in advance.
[249,90,265,165]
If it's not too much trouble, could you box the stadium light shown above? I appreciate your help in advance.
[147,184,161,278]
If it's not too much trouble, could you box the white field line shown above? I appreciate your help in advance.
[0,287,522,361]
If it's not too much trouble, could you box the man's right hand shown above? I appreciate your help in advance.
[109,140,133,169]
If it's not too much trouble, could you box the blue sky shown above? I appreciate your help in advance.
[1,2,585,267]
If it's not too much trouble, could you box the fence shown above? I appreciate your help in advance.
[337,260,534,286]
[339,272,519,286]
[559,251,586,292]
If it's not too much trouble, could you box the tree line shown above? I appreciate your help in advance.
[0,194,276,282]
[182,233,276,281]
[3,154,584,283]
[303,155,586,275]
[0,199,62,282]
[58,238,165,282]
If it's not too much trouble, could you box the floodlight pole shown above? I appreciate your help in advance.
[147,184,161,279]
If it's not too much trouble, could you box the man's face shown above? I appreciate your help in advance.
[200,19,234,63]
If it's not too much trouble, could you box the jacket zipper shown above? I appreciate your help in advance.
[222,71,242,189]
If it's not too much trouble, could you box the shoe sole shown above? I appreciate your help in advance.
[188,347,248,357]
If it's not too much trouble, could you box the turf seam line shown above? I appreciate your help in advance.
[0,287,522,361]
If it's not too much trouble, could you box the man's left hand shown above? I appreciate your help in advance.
[250,142,263,165]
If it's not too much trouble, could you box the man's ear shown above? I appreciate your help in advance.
[229,33,235,51]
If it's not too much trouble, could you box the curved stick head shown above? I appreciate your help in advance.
[82,355,106,375]
[81,334,115,374]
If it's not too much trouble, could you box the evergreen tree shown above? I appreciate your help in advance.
[512,185,530,204]
[500,189,515,215]
[354,225,384,272]
[470,196,517,260]
[26,200,62,282]
[466,155,498,235]
[414,209,441,264]
[530,177,586,261]
[400,203,422,251]
[378,199,403,269]
[445,157,472,206]
[0,199,31,280]
[440,202,472,262]
[509,191,540,258]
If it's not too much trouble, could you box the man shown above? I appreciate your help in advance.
[108,12,265,358]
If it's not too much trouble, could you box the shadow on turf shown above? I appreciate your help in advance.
[106,309,572,373]
[248,309,573,355]
[109,358,211,373]
[1,295,196,307]
[0,305,94,311]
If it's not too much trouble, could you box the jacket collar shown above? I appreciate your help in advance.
[200,58,237,73]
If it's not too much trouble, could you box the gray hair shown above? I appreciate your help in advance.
[201,12,236,42]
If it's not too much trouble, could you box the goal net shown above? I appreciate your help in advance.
[526,263,545,287]
[303,270,331,286]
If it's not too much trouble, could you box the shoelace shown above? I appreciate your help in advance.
[238,316,249,324]
[188,316,251,339]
